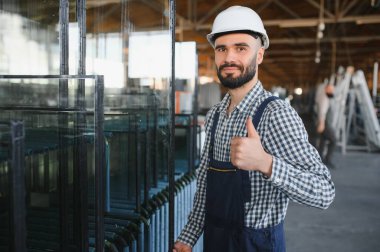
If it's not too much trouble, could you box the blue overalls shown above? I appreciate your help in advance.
[203,96,286,252]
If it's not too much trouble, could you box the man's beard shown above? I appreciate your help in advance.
[217,56,257,89]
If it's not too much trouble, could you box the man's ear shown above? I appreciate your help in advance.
[257,47,265,65]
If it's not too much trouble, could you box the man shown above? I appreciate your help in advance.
[314,82,336,168]
[173,6,335,252]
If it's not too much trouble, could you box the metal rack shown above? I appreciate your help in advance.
[331,68,380,153]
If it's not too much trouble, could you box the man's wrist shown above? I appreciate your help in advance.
[260,153,273,177]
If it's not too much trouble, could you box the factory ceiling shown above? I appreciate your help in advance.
[9,0,380,90]
[173,0,380,90]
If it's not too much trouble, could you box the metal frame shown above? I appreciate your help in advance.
[8,121,27,252]
[58,2,70,248]
[74,1,88,250]
[192,48,200,169]
[169,0,176,250]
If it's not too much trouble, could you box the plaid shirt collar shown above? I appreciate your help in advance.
[218,80,264,116]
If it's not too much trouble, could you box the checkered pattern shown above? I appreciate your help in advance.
[177,81,335,247]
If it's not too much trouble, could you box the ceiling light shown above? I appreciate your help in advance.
[294,88,303,95]
[318,22,325,31]
[317,31,324,39]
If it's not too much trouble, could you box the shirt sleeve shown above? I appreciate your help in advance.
[176,110,212,247]
[262,104,335,209]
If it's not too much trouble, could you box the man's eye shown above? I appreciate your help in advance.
[216,48,225,52]
[237,47,246,52]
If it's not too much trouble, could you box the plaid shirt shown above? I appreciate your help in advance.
[177,81,335,247]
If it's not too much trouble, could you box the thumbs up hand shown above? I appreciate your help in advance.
[230,117,273,176]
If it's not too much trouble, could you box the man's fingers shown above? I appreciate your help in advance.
[173,242,192,252]
[246,117,258,138]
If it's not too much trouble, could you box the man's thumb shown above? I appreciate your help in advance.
[246,117,257,138]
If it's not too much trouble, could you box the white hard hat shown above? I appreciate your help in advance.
[207,6,269,49]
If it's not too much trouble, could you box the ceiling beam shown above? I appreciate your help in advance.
[192,0,197,23]
[137,0,196,29]
[90,4,120,29]
[270,35,380,44]
[186,14,380,30]
[179,0,276,27]
[196,0,228,25]
[305,0,335,18]
[340,0,360,17]
[257,0,275,13]
[87,0,122,8]
[273,0,300,18]
[265,55,372,63]
[265,15,380,27]
[266,46,380,56]
[273,0,312,38]
[187,0,192,22]
[335,0,340,18]
[185,0,197,23]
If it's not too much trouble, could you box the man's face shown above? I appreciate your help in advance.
[214,33,263,89]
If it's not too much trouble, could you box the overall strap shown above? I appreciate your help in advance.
[209,111,220,159]
[252,96,279,129]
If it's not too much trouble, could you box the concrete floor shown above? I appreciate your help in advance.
[285,150,380,252]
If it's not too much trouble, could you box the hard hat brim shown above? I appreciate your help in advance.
[207,30,269,49]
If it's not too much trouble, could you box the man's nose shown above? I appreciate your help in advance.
[224,50,237,63]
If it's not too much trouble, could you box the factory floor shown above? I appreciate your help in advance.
[285,149,380,252]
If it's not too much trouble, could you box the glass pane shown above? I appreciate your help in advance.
[86,1,173,249]
[0,0,174,250]
[87,0,172,210]
[0,76,98,251]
